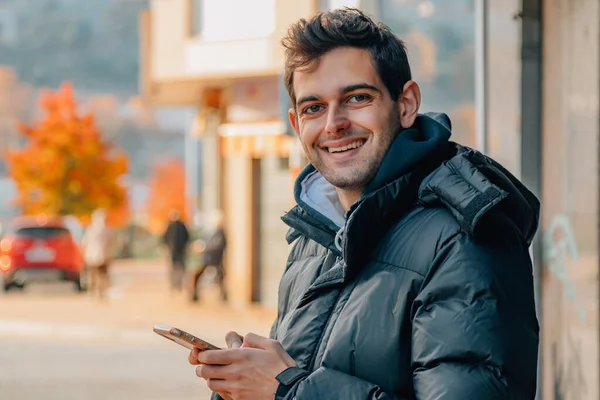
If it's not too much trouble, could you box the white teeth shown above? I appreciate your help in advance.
[328,140,364,153]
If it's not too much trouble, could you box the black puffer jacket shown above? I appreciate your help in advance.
[268,114,540,400]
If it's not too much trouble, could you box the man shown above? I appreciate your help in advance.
[189,8,540,400]
[82,209,113,300]
[163,209,190,291]
[191,210,228,302]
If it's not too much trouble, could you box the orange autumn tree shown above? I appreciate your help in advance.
[6,82,129,226]
[105,190,131,229]
[145,159,187,234]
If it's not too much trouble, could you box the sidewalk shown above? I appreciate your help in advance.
[0,257,277,349]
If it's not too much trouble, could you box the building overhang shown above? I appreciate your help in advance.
[143,69,281,107]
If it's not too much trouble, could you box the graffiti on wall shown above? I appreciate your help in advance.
[543,214,586,322]
[544,214,588,399]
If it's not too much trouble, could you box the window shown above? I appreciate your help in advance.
[16,227,70,239]
[189,0,278,41]
[378,0,476,147]
[199,0,275,42]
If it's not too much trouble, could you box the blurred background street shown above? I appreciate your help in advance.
[0,0,598,399]
[0,258,275,399]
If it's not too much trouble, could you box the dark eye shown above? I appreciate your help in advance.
[348,94,369,103]
[303,105,323,115]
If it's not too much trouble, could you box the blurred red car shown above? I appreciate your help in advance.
[0,215,85,292]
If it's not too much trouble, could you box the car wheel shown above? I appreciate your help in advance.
[5,282,24,292]
[74,274,87,293]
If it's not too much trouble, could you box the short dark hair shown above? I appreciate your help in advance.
[282,8,412,108]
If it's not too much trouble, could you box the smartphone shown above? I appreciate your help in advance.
[153,324,220,351]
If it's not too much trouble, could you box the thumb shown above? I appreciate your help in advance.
[242,333,271,350]
[225,331,243,349]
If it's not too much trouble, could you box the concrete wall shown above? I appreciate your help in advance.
[223,154,255,308]
[540,0,599,398]
[148,0,189,81]
[258,156,293,310]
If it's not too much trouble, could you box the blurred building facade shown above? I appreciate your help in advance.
[141,1,599,397]
[140,0,309,310]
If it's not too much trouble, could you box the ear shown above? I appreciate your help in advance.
[288,108,300,136]
[397,80,421,129]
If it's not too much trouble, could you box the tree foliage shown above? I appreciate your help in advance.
[145,159,187,234]
[5,82,129,226]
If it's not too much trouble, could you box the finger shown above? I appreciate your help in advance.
[188,347,200,365]
[196,364,234,380]
[198,348,242,365]
[225,331,243,349]
[242,332,272,350]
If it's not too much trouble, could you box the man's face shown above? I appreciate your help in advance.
[289,47,401,192]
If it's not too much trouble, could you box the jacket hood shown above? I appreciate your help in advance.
[418,145,540,246]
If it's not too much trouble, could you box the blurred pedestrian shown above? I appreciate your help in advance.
[162,209,190,292]
[190,210,227,302]
[81,209,113,300]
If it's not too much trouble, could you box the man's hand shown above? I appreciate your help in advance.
[189,332,296,400]
[188,331,243,365]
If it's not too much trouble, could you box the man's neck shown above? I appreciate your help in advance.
[336,188,363,212]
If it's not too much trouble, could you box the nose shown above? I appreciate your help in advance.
[324,105,350,135]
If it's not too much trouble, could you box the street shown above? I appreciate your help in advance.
[0,259,276,400]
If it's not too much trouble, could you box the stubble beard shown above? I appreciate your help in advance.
[303,108,401,192]
[307,129,396,192]
[314,155,379,192]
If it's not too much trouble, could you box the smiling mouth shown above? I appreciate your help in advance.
[325,139,367,153]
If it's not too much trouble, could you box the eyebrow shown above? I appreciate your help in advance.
[296,83,382,107]
[340,83,382,95]
[296,95,319,107]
